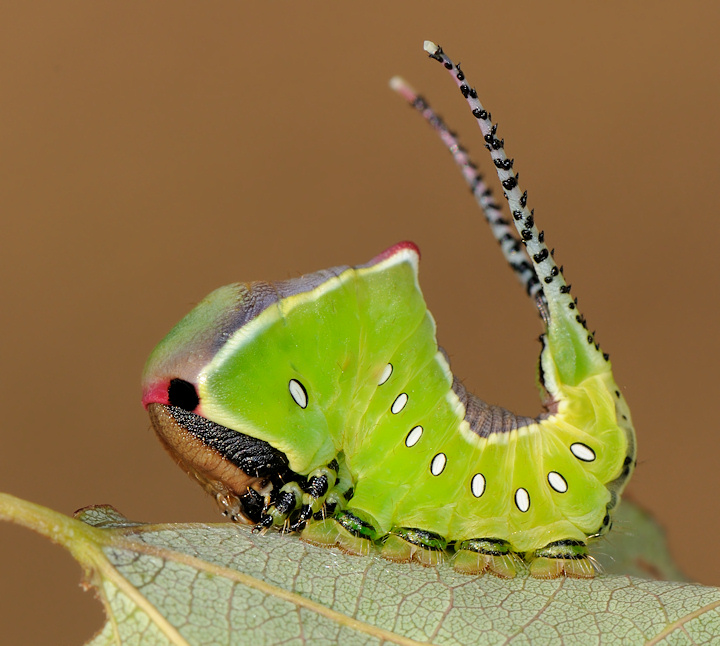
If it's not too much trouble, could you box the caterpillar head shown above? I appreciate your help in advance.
[142,284,296,523]
[141,243,422,523]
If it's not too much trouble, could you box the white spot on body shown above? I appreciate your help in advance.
[378,363,393,385]
[547,472,568,493]
[570,443,596,462]
[471,473,486,498]
[430,453,446,476]
[391,393,408,414]
[405,426,423,447]
[288,379,308,409]
[515,488,530,512]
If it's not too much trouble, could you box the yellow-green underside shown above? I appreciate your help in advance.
[198,251,628,552]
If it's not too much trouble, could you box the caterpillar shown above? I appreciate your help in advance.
[142,41,636,579]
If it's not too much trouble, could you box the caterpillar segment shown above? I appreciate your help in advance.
[142,43,636,579]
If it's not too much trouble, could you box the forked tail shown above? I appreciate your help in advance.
[389,75,543,304]
[393,41,612,387]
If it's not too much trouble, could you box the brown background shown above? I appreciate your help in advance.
[1,3,719,644]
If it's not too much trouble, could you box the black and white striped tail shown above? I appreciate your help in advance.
[389,76,541,302]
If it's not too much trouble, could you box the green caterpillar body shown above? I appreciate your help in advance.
[142,43,636,579]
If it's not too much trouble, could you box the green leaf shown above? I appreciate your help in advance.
[1,492,718,645]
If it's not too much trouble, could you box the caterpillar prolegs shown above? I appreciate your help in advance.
[142,42,636,579]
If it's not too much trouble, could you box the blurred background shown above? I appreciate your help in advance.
[1,2,719,643]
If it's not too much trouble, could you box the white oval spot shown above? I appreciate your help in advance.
[514,488,530,512]
[378,363,393,385]
[547,471,568,493]
[570,442,596,462]
[405,426,423,447]
[288,379,308,409]
[430,453,446,476]
[471,473,486,498]
[391,393,408,414]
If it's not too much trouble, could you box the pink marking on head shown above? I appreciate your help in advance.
[369,241,421,265]
[142,381,170,409]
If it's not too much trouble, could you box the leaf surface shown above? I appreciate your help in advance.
[0,493,717,645]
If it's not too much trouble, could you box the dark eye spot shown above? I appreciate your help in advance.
[168,379,199,411]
